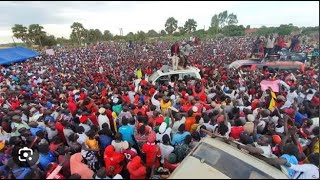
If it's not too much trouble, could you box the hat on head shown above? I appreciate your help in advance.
[284,108,295,116]
[272,135,281,145]
[99,108,106,114]
[113,97,119,104]
[159,122,167,134]
[192,106,198,113]
[80,116,87,123]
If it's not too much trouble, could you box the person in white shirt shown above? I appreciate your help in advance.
[76,126,88,145]
[156,122,172,143]
[159,134,174,164]
[239,119,274,158]
[171,114,186,134]
[98,108,110,130]
[285,153,319,179]
[151,91,161,112]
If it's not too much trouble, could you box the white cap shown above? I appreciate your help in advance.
[192,106,198,113]
[159,122,167,134]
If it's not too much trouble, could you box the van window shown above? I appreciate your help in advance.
[180,72,197,79]
[191,142,274,179]
[155,75,170,86]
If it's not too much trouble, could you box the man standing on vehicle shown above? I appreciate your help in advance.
[170,41,180,70]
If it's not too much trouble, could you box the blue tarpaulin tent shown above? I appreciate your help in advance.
[0,47,40,65]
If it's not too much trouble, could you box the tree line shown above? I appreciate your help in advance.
[11,10,319,47]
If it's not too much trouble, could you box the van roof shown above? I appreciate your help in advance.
[157,66,200,76]
[169,137,288,179]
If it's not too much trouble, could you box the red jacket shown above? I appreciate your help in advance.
[104,145,125,176]
[127,156,146,179]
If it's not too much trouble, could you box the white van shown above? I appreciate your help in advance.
[148,66,202,86]
[169,137,288,179]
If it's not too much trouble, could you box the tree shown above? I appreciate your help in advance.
[28,24,46,46]
[56,37,70,45]
[227,13,238,25]
[210,14,219,34]
[218,10,228,28]
[178,27,186,36]
[160,30,167,36]
[41,35,57,47]
[165,17,178,35]
[184,19,197,34]
[277,24,298,36]
[222,25,245,36]
[70,22,85,45]
[103,30,113,41]
[147,29,158,37]
[12,24,28,43]
[136,31,146,42]
[246,25,251,29]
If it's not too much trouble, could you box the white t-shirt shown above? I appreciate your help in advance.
[111,140,124,153]
[98,114,110,130]
[171,117,186,134]
[287,91,298,103]
[156,128,172,143]
[159,143,174,164]
[290,164,319,179]
[254,142,273,158]
[77,133,88,145]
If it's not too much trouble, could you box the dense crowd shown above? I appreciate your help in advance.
[0,35,319,179]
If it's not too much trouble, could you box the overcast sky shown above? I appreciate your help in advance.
[0,1,319,44]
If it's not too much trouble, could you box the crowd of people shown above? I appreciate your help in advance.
[0,35,319,179]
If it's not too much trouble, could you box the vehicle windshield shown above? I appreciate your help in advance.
[149,71,159,82]
[191,142,274,179]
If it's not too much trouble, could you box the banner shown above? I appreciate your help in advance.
[260,80,280,92]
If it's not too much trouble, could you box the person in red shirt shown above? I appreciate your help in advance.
[134,103,147,116]
[104,145,125,177]
[230,120,244,140]
[127,156,147,179]
[67,97,77,115]
[122,141,138,164]
[142,132,161,169]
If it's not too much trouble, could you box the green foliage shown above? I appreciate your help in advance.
[184,19,197,34]
[165,17,178,34]
[210,10,238,35]
[210,14,219,34]
[136,31,147,42]
[147,29,158,37]
[160,30,167,36]
[12,24,28,43]
[41,35,57,47]
[301,26,319,35]
[103,30,113,41]
[70,22,85,45]
[277,24,299,36]
[222,25,245,36]
[28,24,46,46]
